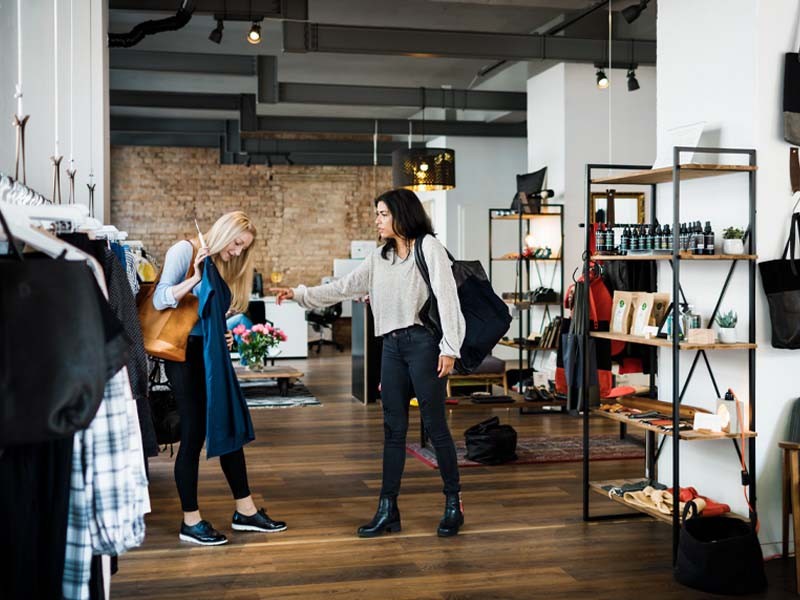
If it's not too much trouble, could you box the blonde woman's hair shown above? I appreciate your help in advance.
[202,211,257,313]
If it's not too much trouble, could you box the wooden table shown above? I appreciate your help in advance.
[235,365,305,397]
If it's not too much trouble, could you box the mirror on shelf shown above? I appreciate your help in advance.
[590,190,645,225]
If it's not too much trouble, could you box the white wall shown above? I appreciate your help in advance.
[0,0,109,220]
[528,63,657,299]
[656,0,799,556]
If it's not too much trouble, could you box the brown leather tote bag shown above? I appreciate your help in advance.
[136,241,199,362]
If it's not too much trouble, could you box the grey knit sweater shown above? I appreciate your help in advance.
[293,236,466,357]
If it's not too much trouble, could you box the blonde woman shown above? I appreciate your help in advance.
[154,211,286,545]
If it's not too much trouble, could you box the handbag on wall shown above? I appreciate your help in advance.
[785,48,800,144]
[759,212,800,349]
[136,241,199,362]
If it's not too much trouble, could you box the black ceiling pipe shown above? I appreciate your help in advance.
[108,0,196,48]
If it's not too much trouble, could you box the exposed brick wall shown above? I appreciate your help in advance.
[110,146,391,288]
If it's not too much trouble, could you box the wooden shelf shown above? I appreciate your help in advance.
[491,213,561,220]
[502,300,561,307]
[592,409,757,441]
[497,339,554,351]
[591,253,757,262]
[588,480,748,523]
[591,164,757,185]
[589,331,757,351]
[491,257,561,262]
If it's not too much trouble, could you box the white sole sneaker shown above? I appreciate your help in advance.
[179,533,229,545]
[231,523,288,533]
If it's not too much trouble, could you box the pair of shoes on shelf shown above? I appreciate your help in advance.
[532,247,552,259]
[524,385,556,403]
[179,508,287,545]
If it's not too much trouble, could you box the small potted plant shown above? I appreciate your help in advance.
[715,310,738,344]
[722,227,745,255]
[232,323,288,371]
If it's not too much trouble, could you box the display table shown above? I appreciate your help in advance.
[234,365,305,396]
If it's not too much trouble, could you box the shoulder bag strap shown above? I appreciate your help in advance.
[783,213,800,276]
[413,234,433,294]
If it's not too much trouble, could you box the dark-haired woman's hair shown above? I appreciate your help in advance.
[375,188,435,260]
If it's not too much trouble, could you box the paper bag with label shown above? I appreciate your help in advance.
[611,291,636,334]
[631,293,655,336]
[650,293,671,327]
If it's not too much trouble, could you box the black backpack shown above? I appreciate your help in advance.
[414,234,512,374]
[464,417,518,465]
[148,359,181,447]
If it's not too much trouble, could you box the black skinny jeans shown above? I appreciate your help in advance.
[164,335,250,512]
[380,325,461,497]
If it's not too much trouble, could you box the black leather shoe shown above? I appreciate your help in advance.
[179,520,228,546]
[232,508,288,533]
[357,495,401,538]
[437,493,464,537]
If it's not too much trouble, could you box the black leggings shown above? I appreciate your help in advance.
[164,336,250,512]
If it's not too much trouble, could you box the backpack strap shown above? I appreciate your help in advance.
[413,234,433,293]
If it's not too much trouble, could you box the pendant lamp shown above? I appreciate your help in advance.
[392,147,456,192]
[392,89,456,191]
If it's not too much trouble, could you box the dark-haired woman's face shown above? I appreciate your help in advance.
[375,201,398,240]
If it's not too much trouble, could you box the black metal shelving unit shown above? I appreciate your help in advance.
[580,147,758,563]
[488,205,564,401]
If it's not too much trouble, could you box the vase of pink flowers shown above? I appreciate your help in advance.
[232,323,288,371]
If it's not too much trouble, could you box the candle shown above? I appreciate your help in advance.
[54,0,59,157]
[16,0,23,117]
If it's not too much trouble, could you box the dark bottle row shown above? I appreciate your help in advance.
[596,221,716,255]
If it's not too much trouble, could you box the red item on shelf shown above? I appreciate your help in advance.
[668,486,731,518]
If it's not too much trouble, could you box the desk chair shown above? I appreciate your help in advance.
[306,302,344,354]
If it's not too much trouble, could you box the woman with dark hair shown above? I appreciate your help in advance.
[272,188,466,537]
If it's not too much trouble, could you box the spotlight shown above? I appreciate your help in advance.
[266,155,273,168]
[627,68,640,92]
[596,69,609,89]
[247,21,262,44]
[208,19,223,43]
[622,0,650,24]
[286,155,294,166]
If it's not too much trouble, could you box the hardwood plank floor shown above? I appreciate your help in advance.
[114,353,795,599]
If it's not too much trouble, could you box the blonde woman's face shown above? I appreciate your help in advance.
[220,231,254,262]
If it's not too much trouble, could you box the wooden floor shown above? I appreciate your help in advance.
[115,353,795,599]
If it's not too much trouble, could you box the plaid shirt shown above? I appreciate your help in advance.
[63,367,149,600]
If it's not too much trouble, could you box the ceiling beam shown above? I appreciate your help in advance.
[110,90,244,110]
[109,51,525,110]
[109,0,307,20]
[252,116,526,137]
[276,83,525,111]
[109,115,526,138]
[220,152,393,167]
[282,21,657,64]
[110,49,255,75]
[111,132,222,148]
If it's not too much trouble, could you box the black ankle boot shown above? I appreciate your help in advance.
[357,495,401,538]
[437,493,464,537]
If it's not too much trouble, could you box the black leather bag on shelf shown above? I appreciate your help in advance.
[464,416,517,465]
[414,235,512,374]
[0,208,108,447]
[759,212,800,349]
[673,502,766,595]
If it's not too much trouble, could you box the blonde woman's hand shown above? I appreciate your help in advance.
[438,355,455,378]
[194,246,210,277]
[225,330,234,350]
[271,287,294,305]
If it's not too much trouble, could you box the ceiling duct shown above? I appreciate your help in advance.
[108,0,196,48]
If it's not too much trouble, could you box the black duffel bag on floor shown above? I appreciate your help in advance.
[673,502,767,595]
[464,417,517,465]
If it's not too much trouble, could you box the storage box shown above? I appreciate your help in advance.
[687,328,716,345]
[350,240,377,259]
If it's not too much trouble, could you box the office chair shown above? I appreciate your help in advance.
[306,302,344,353]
